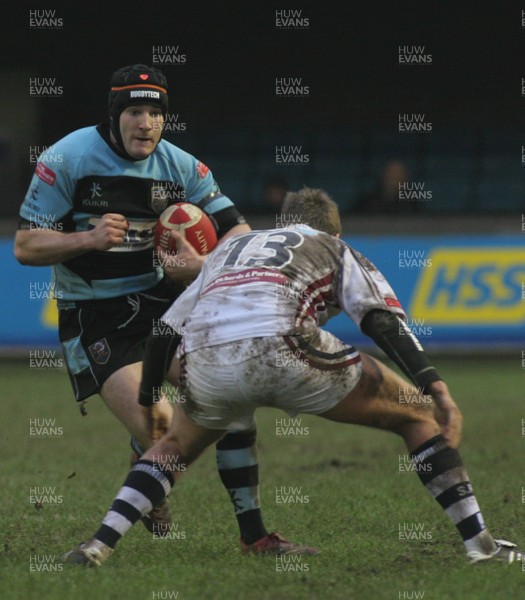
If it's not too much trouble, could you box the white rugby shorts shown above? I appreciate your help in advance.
[178,329,362,431]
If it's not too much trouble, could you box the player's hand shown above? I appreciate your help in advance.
[427,380,463,448]
[142,402,172,444]
[157,230,204,283]
[88,213,129,250]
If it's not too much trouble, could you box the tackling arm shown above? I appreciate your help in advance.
[138,325,181,407]
[360,309,442,392]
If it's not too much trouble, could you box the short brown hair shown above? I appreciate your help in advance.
[280,187,342,235]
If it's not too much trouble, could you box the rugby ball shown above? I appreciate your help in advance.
[154,203,218,255]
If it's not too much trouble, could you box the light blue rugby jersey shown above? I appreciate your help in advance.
[19,124,234,302]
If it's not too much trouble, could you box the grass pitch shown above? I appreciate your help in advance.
[0,355,523,600]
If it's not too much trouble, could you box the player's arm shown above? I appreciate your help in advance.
[16,145,130,266]
[217,221,251,243]
[140,266,205,408]
[360,309,441,392]
[138,261,206,439]
[137,324,181,442]
[337,244,437,389]
[138,326,181,407]
[337,244,462,446]
[14,214,129,266]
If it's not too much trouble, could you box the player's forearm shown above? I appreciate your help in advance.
[139,328,181,407]
[14,229,96,266]
[360,309,442,392]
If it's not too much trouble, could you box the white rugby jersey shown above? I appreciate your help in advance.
[162,225,406,353]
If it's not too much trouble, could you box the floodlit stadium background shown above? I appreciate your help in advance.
[1,3,524,352]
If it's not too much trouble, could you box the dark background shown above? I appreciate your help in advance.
[7,3,523,132]
[2,1,524,220]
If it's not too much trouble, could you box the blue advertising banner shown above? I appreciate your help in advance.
[325,234,525,351]
[1,235,524,351]
[1,239,58,349]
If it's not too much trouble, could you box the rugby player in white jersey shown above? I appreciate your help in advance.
[63,187,524,566]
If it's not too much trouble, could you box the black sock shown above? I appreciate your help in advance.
[216,428,269,545]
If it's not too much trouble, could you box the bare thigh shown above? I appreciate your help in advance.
[319,353,440,450]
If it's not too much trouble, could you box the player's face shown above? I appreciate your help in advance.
[119,105,164,159]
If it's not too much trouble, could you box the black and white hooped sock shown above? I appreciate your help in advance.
[94,459,174,549]
[410,435,496,556]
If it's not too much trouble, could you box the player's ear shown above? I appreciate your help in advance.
[335,233,340,239]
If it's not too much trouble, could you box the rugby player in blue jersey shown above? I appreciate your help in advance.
[14,64,316,555]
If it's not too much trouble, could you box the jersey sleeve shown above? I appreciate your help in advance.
[181,155,246,236]
[337,245,406,325]
[19,145,76,228]
[182,156,234,216]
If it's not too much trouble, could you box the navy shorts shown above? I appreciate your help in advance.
[58,277,184,402]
